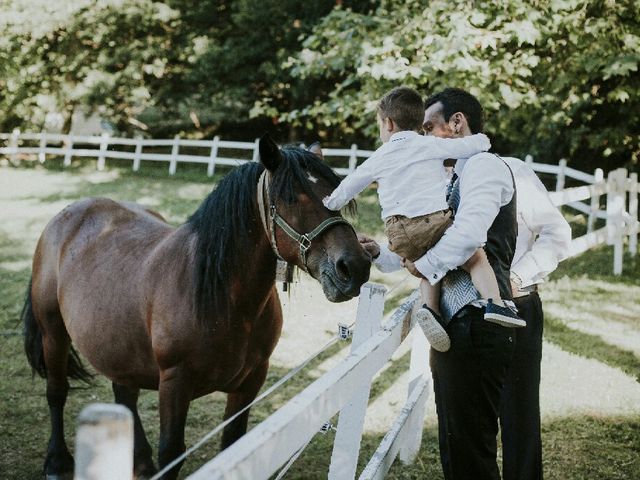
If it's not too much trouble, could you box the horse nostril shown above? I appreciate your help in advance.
[335,257,351,281]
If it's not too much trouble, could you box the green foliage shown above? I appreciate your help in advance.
[254,0,640,171]
[0,0,182,133]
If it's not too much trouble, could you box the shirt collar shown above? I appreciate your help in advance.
[389,130,419,143]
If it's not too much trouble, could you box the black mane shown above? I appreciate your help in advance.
[187,146,350,325]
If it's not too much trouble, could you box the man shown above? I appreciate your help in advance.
[370,87,518,479]
[363,88,571,479]
[497,155,571,480]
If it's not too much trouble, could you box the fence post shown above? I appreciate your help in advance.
[629,172,638,257]
[207,135,220,177]
[169,134,180,175]
[525,154,533,167]
[588,168,604,233]
[328,283,387,480]
[399,317,430,463]
[348,144,358,173]
[63,135,74,167]
[97,132,110,171]
[38,131,47,163]
[132,136,143,172]
[74,403,133,480]
[9,128,20,164]
[607,168,626,275]
[555,158,567,191]
[252,138,260,162]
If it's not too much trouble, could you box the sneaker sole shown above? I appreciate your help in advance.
[484,313,527,328]
[416,309,451,352]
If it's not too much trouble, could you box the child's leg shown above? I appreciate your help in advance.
[419,277,441,315]
[463,248,526,327]
[462,248,505,306]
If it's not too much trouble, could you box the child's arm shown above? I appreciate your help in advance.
[323,154,380,210]
[420,133,491,160]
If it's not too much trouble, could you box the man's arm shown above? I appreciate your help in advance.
[511,165,572,287]
[357,234,403,273]
[414,153,514,284]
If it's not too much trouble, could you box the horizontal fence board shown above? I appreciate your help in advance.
[359,378,430,480]
[567,226,608,257]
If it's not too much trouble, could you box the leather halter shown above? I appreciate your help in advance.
[256,170,354,271]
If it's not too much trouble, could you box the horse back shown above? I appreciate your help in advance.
[32,197,174,387]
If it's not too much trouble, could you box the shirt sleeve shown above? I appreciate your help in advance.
[417,133,491,161]
[323,152,381,211]
[414,153,514,285]
[511,166,572,286]
[373,244,403,273]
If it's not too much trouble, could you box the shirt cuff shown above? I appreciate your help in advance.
[414,253,448,286]
[511,255,540,288]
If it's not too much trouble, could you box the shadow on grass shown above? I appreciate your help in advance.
[544,315,640,382]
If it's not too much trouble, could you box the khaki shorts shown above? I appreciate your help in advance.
[384,209,453,262]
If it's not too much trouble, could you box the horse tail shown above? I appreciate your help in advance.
[22,277,93,383]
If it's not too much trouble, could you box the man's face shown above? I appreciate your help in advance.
[423,102,455,139]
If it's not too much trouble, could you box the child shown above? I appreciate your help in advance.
[323,86,524,352]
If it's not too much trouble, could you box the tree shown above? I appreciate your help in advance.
[253,0,640,172]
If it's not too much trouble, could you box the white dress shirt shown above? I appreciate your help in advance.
[502,157,572,287]
[323,131,490,219]
[415,152,515,285]
[374,155,572,288]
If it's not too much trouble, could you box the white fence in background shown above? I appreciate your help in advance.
[0,129,369,176]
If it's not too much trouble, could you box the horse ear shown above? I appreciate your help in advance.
[259,134,282,172]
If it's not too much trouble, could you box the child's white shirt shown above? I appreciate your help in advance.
[323,131,491,219]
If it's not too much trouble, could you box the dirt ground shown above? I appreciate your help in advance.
[2,166,639,437]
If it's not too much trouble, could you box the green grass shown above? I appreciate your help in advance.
[1,163,639,479]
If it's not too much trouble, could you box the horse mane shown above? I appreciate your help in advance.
[187,146,354,326]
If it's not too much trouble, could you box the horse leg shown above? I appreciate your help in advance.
[112,383,156,478]
[41,317,74,478]
[157,367,192,480]
[220,361,269,450]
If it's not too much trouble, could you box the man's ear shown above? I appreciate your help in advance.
[259,133,282,172]
[385,117,396,133]
[449,112,468,136]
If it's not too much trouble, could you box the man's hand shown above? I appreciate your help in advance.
[357,233,380,261]
[401,258,423,279]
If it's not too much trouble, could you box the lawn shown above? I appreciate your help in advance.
[0,159,638,479]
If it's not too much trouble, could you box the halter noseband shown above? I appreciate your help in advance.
[257,170,354,271]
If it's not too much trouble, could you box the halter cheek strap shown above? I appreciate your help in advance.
[256,170,355,271]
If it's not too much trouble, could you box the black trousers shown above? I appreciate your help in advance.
[500,292,544,480]
[431,306,516,480]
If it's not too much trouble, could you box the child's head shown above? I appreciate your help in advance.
[376,87,424,142]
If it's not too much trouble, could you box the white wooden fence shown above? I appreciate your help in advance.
[6,130,636,478]
[0,129,370,176]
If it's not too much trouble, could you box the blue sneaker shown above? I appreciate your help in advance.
[485,299,526,328]
[416,305,451,352]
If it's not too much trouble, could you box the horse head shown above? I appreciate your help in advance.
[258,135,371,302]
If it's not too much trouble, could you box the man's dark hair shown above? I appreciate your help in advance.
[377,87,424,131]
[424,87,484,133]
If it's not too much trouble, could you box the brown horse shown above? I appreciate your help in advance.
[22,135,371,479]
